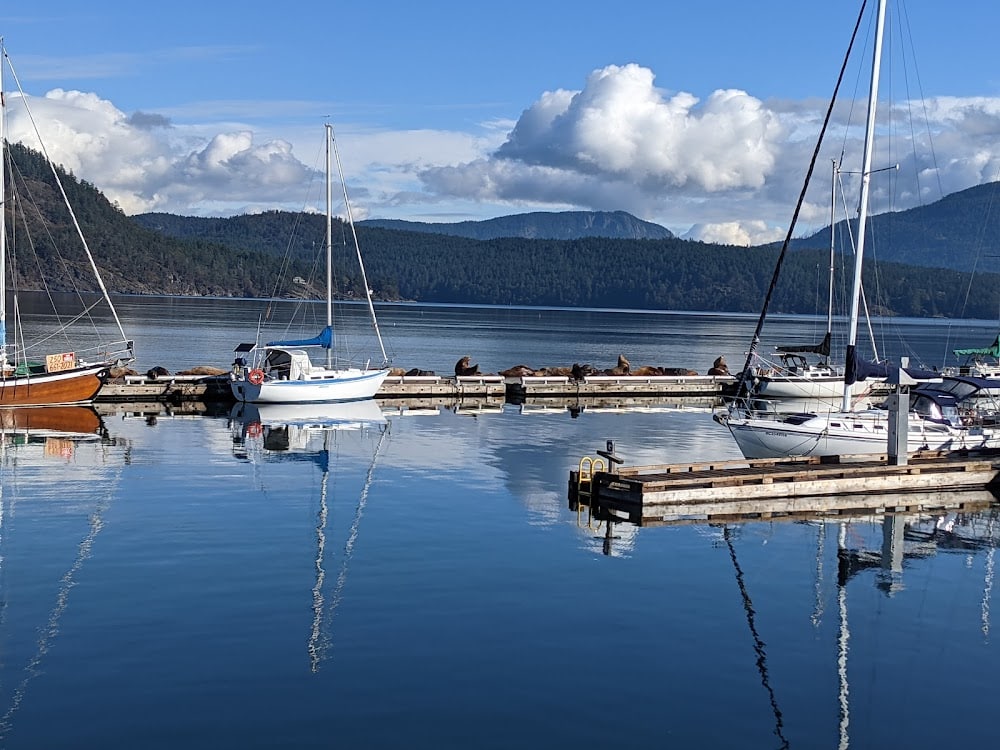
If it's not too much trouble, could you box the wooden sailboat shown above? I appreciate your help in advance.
[230,123,390,404]
[0,40,134,406]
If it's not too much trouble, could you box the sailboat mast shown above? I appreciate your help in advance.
[0,40,6,372]
[324,124,333,335]
[827,160,837,340]
[842,0,887,413]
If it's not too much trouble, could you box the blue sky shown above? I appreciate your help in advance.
[3,0,1000,244]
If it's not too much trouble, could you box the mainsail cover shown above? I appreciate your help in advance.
[844,344,940,385]
[776,332,831,357]
[267,326,333,349]
[954,334,1000,358]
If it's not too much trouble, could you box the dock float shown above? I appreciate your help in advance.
[506,374,733,402]
[97,372,721,405]
[569,449,1000,527]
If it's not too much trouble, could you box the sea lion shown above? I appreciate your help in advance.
[537,366,573,377]
[707,356,730,376]
[500,365,536,377]
[146,366,170,380]
[455,356,480,376]
[177,365,227,376]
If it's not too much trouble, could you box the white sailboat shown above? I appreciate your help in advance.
[750,161,885,401]
[718,0,989,459]
[0,40,134,406]
[230,123,391,404]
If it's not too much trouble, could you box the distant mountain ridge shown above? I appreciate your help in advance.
[792,181,1000,273]
[360,210,674,240]
[13,135,1000,319]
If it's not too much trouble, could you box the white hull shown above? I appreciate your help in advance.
[723,408,993,459]
[754,375,872,400]
[232,399,386,427]
[231,367,390,404]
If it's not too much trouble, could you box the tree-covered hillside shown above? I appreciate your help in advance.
[6,143,307,298]
[135,211,1000,319]
[360,210,674,240]
[9,139,1000,319]
[794,181,1000,273]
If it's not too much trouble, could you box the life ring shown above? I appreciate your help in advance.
[246,421,263,438]
[248,368,265,385]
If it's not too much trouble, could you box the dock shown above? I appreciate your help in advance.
[569,449,1000,527]
[95,372,726,407]
[505,373,733,402]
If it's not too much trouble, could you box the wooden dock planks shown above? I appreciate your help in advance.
[570,450,1000,526]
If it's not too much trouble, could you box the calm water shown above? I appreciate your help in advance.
[2,298,1000,748]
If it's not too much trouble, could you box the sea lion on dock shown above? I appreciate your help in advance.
[455,356,480,376]
[405,368,435,376]
[107,366,139,381]
[178,366,227,376]
[571,363,595,380]
[500,365,536,377]
[607,353,631,376]
[146,366,170,380]
[536,366,573,377]
[707,356,730,376]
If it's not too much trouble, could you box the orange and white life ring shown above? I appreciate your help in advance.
[248,368,265,385]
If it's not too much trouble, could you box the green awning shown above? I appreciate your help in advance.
[954,334,1000,358]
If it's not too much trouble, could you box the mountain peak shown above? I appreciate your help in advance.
[360,210,673,241]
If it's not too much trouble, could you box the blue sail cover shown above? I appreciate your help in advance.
[844,344,940,385]
[266,326,333,349]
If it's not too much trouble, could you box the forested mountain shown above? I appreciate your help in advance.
[793,181,1000,273]
[135,210,1000,319]
[10,140,1000,318]
[6,143,311,297]
[359,210,674,240]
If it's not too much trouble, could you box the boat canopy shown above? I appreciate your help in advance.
[775,332,831,357]
[267,326,333,349]
[954,334,1000,358]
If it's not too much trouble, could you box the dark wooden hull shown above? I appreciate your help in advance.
[0,364,107,406]
[0,405,102,435]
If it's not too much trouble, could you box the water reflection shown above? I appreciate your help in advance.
[575,482,1000,747]
[229,400,389,672]
[0,406,123,741]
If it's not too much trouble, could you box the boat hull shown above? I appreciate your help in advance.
[754,375,870,399]
[0,364,107,406]
[230,368,390,404]
[0,405,103,437]
[723,410,992,459]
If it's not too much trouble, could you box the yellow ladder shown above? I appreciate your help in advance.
[576,456,606,528]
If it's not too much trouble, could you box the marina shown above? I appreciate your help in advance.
[3,300,1000,749]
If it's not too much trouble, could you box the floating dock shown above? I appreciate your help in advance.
[569,449,1000,527]
[96,372,726,406]
[505,374,733,402]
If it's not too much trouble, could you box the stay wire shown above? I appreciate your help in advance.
[736,0,870,398]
